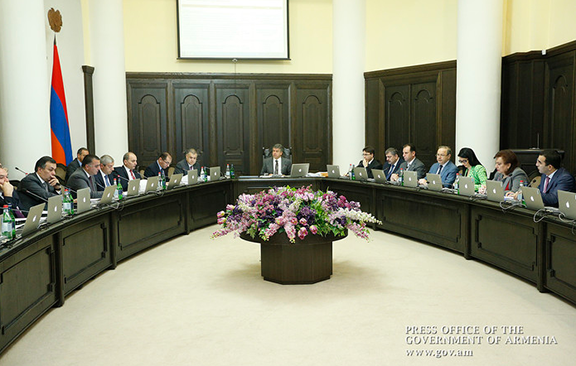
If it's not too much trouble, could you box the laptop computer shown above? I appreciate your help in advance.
[99,185,117,205]
[20,203,45,237]
[46,195,63,224]
[486,180,504,202]
[558,190,576,219]
[209,167,221,181]
[354,166,368,182]
[290,163,310,178]
[166,173,183,190]
[145,176,159,192]
[372,169,387,184]
[127,179,140,197]
[187,170,198,185]
[327,165,340,178]
[522,186,560,213]
[403,171,418,188]
[458,177,475,196]
[426,173,443,192]
[76,188,91,213]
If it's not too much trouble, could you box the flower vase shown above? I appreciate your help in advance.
[240,231,347,284]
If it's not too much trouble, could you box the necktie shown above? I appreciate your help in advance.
[275,160,279,175]
[437,164,443,175]
[104,175,110,187]
[543,175,550,193]
[387,164,395,179]
[88,176,95,191]
[189,165,193,170]
[43,181,49,193]
[130,170,136,179]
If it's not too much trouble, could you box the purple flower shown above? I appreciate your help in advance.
[309,225,318,234]
[298,227,308,240]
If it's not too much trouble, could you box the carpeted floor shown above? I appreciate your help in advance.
[1,225,575,366]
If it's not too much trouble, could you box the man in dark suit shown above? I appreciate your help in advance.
[536,150,576,207]
[261,143,292,176]
[0,166,25,217]
[392,143,427,181]
[95,155,115,191]
[382,147,404,180]
[144,152,172,180]
[19,156,62,212]
[65,147,89,183]
[174,148,201,175]
[420,146,458,188]
[113,152,142,191]
[67,154,103,199]
[357,146,383,179]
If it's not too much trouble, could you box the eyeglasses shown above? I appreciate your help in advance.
[436,154,447,157]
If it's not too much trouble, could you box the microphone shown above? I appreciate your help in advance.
[15,167,29,175]
[112,172,131,182]
[19,187,48,203]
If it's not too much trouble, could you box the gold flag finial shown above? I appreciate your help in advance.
[48,8,63,33]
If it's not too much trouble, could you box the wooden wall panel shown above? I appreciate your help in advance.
[365,61,456,168]
[127,74,331,175]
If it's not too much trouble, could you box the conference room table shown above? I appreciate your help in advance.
[1,176,576,354]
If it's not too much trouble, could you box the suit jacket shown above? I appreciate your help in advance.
[261,157,292,175]
[173,159,200,175]
[539,167,576,207]
[19,173,60,212]
[113,166,142,191]
[399,158,426,180]
[65,158,81,183]
[493,167,529,193]
[382,158,405,180]
[67,168,102,199]
[358,159,383,179]
[95,170,115,192]
[0,191,25,217]
[428,161,458,188]
[144,161,170,181]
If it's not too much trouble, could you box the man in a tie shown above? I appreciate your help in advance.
[535,150,576,207]
[419,146,458,188]
[144,152,172,180]
[382,147,404,180]
[95,155,115,191]
[19,156,62,212]
[174,148,200,175]
[67,154,103,199]
[391,143,427,181]
[260,143,292,176]
[113,152,142,191]
[0,165,25,217]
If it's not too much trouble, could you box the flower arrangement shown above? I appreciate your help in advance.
[212,185,381,243]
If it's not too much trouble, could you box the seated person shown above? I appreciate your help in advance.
[19,156,62,212]
[67,154,103,199]
[419,146,457,188]
[113,152,142,191]
[95,155,116,191]
[357,146,383,179]
[492,150,528,194]
[391,143,426,181]
[174,148,200,175]
[261,143,292,176]
[65,147,89,183]
[144,152,172,181]
[382,147,404,180]
[535,150,576,207]
[457,147,487,191]
[0,166,25,217]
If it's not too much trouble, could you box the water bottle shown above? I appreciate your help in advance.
[454,173,460,194]
[2,205,15,240]
[399,169,404,186]
[114,178,119,200]
[230,164,235,179]
[63,188,74,215]
[116,178,124,200]
[518,180,525,205]
[348,164,353,178]
[225,164,231,179]
[350,164,356,180]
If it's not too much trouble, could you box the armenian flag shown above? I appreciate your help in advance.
[49,38,73,165]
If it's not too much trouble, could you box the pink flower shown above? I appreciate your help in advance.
[298,227,308,240]
[309,225,318,234]
[299,218,307,226]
